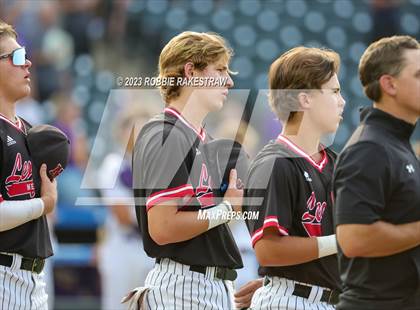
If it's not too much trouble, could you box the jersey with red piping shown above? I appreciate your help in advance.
[244,135,340,290]
[133,108,242,268]
[0,115,52,258]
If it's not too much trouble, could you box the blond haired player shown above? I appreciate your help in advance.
[124,31,244,309]
[0,20,57,310]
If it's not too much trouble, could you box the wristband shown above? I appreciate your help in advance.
[205,200,233,230]
[316,234,338,258]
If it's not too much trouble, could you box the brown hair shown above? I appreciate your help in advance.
[268,46,340,122]
[359,35,420,102]
[0,20,17,53]
[158,31,234,104]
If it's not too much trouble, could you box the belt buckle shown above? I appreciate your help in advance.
[326,290,332,304]
[31,258,44,274]
[325,289,338,305]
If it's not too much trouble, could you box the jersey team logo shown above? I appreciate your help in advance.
[195,163,215,208]
[5,153,36,198]
[301,191,327,237]
[6,135,16,146]
[406,164,415,174]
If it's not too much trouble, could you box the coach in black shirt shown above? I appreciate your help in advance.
[334,36,420,310]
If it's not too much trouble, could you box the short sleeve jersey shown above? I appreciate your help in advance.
[245,135,340,290]
[133,107,242,269]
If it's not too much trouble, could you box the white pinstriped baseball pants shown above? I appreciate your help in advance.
[0,253,48,310]
[250,277,335,310]
[143,258,236,309]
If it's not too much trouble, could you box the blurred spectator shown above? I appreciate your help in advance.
[39,3,74,71]
[1,1,74,102]
[0,0,42,53]
[59,0,99,56]
[36,2,74,102]
[15,97,45,125]
[52,92,89,169]
[370,0,403,42]
[97,104,157,310]
[101,0,130,43]
[51,92,90,206]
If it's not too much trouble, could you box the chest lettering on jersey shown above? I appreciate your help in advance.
[195,163,215,208]
[301,191,327,237]
[5,153,35,198]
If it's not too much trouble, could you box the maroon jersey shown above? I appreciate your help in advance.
[0,115,52,258]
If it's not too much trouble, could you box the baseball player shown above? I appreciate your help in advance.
[0,20,57,309]
[244,47,345,309]
[127,31,243,309]
[334,36,420,310]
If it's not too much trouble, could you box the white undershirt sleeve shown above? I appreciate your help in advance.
[0,198,45,232]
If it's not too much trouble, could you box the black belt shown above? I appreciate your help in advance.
[293,283,339,305]
[0,253,45,274]
[263,277,339,305]
[156,258,237,281]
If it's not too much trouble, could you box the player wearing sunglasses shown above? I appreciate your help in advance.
[0,20,57,310]
[0,46,28,66]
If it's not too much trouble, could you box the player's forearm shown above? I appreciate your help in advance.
[337,221,420,258]
[159,210,210,244]
[149,200,234,245]
[255,235,319,266]
[148,204,209,245]
[0,199,44,231]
